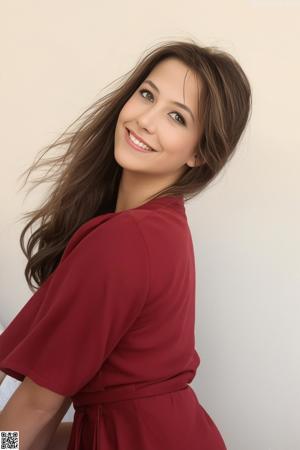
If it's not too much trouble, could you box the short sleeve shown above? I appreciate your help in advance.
[0,213,149,397]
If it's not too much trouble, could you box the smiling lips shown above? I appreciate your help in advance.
[125,128,157,152]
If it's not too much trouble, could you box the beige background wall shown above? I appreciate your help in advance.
[1,1,299,448]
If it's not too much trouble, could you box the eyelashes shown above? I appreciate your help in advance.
[138,89,186,126]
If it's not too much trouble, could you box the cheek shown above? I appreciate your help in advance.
[157,134,196,169]
[115,102,134,138]
[118,97,138,121]
[162,135,190,159]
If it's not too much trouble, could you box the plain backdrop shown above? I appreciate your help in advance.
[1,1,299,449]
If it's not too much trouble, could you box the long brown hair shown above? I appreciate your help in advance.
[17,39,252,291]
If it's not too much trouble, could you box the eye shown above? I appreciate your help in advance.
[169,111,186,126]
[138,88,186,126]
[139,89,153,102]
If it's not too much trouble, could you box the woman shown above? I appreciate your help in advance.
[0,40,252,449]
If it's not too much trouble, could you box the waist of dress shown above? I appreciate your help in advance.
[72,376,190,409]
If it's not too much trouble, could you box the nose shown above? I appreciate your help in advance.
[136,108,157,134]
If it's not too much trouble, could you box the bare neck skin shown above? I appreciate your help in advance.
[114,167,183,212]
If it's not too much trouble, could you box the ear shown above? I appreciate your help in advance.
[186,153,202,168]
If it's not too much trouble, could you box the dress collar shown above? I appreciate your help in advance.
[127,194,185,213]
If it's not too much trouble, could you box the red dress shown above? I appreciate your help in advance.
[0,195,227,450]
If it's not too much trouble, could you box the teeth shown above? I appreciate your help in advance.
[129,131,154,151]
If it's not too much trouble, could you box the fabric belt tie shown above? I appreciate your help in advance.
[68,377,190,450]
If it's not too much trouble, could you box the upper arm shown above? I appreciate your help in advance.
[0,370,6,385]
[0,213,149,398]
[30,397,73,450]
[0,377,72,450]
[21,376,71,414]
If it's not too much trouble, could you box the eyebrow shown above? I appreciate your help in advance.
[143,79,195,122]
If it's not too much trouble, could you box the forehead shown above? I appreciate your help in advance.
[145,57,201,118]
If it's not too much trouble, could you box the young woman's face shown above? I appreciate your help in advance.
[114,57,202,182]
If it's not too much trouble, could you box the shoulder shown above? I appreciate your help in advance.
[49,211,150,294]
[125,207,192,265]
[89,212,145,246]
[127,206,189,241]
[62,211,148,265]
